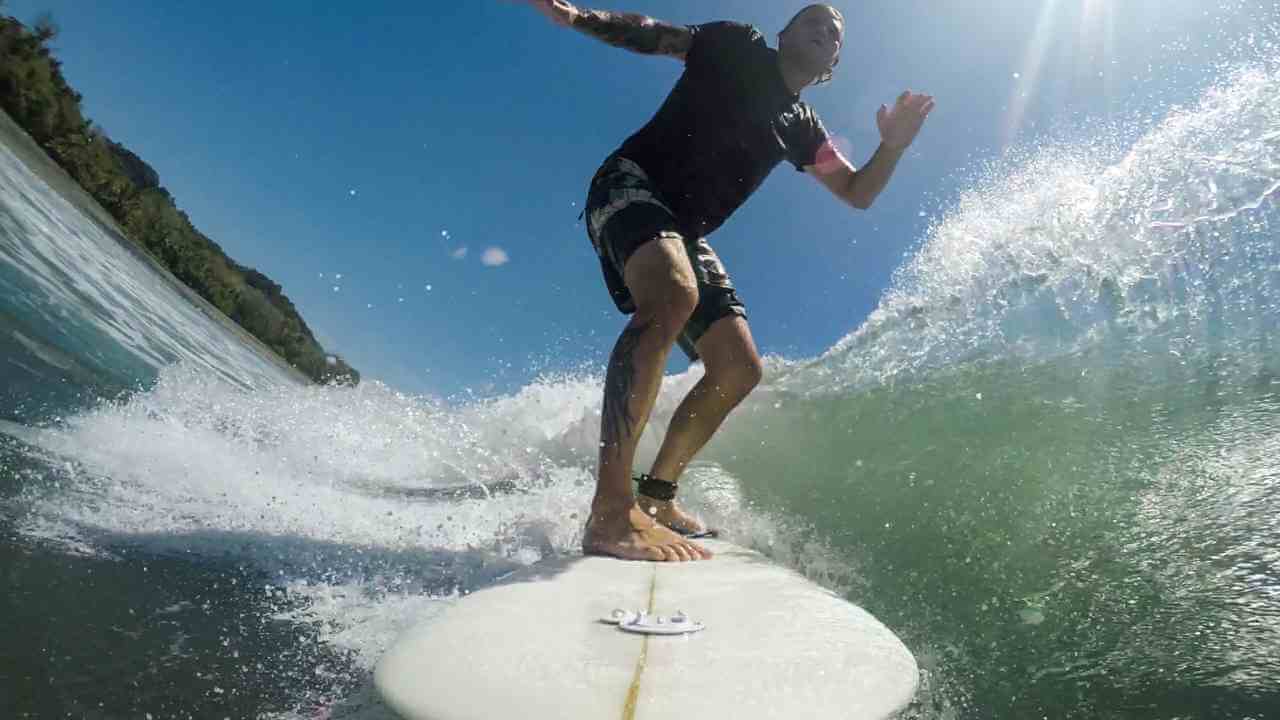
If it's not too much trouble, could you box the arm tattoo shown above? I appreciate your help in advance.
[571,10,691,58]
[600,319,649,458]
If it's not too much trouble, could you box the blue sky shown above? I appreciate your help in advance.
[6,0,1257,398]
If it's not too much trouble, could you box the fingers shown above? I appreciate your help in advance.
[893,90,935,115]
[877,90,935,150]
[900,93,936,118]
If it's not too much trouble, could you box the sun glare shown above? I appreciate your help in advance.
[1002,0,1118,149]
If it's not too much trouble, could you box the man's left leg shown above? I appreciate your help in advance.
[640,314,764,534]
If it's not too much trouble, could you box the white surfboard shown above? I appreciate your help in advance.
[374,540,918,720]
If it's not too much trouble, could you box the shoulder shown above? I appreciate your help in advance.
[781,100,830,162]
[689,21,767,49]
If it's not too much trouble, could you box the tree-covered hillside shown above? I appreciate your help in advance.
[0,8,358,385]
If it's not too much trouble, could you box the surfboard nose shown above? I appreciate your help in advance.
[374,543,917,720]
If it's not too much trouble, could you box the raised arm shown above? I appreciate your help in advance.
[526,1,693,61]
[809,142,904,211]
[809,91,935,210]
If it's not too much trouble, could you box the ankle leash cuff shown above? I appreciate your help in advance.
[635,473,678,501]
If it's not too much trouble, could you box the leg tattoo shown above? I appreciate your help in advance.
[601,319,650,458]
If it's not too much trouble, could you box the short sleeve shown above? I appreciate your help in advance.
[785,104,831,171]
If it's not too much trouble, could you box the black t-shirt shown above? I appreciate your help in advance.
[615,21,830,238]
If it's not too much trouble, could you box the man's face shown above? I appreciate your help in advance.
[780,6,845,80]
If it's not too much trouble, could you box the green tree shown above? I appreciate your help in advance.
[0,13,359,385]
[32,13,56,44]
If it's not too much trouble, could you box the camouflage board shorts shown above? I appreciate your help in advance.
[583,154,746,361]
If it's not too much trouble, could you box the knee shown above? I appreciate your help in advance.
[739,356,765,396]
[635,282,698,342]
[710,355,764,402]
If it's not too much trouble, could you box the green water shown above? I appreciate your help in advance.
[707,352,1280,717]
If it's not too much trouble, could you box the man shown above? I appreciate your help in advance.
[527,2,934,562]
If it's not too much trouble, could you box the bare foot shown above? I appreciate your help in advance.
[583,505,713,562]
[635,497,712,536]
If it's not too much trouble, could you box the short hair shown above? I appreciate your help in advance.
[779,4,844,85]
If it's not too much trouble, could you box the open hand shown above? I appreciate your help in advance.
[524,0,579,27]
[877,91,935,151]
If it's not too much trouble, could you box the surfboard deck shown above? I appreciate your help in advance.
[374,539,918,719]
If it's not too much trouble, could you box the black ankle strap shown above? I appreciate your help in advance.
[635,473,677,501]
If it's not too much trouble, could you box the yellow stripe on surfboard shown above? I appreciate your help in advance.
[621,563,659,720]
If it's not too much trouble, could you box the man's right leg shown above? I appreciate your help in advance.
[583,232,713,562]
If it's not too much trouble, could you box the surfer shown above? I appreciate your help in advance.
[526,2,934,561]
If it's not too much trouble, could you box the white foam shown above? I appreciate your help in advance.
[8,364,834,696]
[782,53,1280,395]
